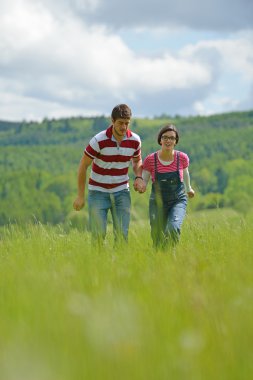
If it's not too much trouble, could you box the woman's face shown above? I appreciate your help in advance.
[160,131,177,151]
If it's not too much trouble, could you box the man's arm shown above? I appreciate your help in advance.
[132,155,146,193]
[132,155,142,177]
[73,154,93,211]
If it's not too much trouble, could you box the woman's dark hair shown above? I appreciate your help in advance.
[111,104,132,121]
[157,124,179,145]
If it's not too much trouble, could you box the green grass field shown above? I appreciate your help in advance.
[1,209,253,380]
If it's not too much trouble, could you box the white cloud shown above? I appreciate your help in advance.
[0,90,101,121]
[0,0,55,51]
[0,0,252,120]
[180,32,253,81]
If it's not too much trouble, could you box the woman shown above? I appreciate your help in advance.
[141,124,195,248]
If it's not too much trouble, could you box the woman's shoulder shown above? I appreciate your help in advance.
[143,151,157,168]
[144,151,157,161]
[176,150,189,166]
[176,150,189,159]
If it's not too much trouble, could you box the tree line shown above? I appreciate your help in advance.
[1,110,253,226]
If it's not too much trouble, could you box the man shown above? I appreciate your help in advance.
[73,104,144,243]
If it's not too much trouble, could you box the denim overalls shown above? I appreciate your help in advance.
[149,151,187,248]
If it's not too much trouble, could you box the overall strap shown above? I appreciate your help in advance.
[154,152,158,176]
[176,151,180,171]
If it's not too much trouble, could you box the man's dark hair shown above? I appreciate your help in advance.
[111,104,132,121]
[157,124,179,145]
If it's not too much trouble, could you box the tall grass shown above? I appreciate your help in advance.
[0,210,252,380]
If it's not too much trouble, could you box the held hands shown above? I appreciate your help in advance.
[73,196,85,211]
[133,177,146,194]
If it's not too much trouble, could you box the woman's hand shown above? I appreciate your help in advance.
[187,189,195,198]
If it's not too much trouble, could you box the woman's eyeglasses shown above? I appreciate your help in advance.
[161,136,176,141]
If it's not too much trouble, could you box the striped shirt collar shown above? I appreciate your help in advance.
[106,125,132,139]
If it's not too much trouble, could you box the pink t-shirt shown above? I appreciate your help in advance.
[143,150,189,183]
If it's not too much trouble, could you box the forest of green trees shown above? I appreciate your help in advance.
[1,110,253,227]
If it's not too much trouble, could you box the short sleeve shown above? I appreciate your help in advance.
[85,136,100,159]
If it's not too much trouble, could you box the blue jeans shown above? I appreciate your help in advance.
[88,189,131,242]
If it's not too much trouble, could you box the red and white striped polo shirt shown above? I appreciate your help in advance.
[85,125,141,193]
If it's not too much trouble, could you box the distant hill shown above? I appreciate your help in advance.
[0,110,253,226]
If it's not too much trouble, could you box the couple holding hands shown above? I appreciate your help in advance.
[73,104,195,249]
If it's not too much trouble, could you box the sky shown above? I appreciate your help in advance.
[1,0,253,121]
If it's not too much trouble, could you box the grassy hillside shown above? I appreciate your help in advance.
[0,210,252,379]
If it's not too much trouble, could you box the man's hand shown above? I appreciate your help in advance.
[73,196,85,211]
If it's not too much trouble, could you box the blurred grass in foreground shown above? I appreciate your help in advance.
[0,209,253,380]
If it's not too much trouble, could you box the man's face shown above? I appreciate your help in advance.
[112,118,130,138]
